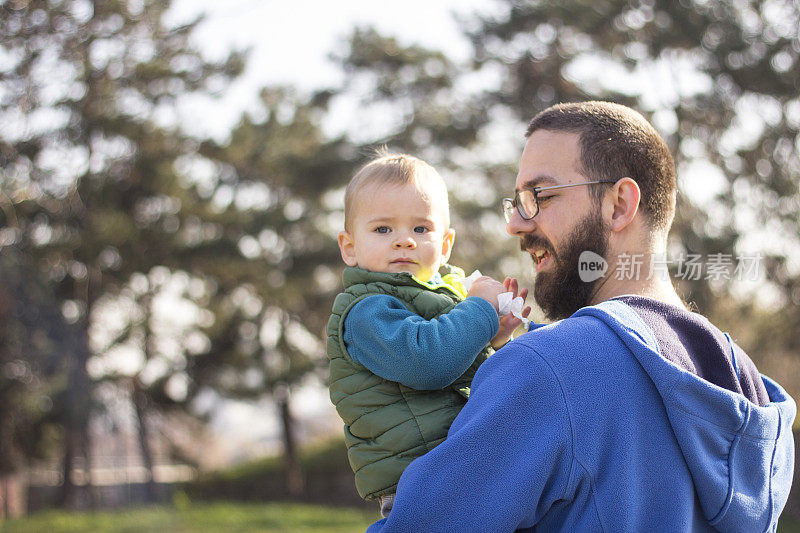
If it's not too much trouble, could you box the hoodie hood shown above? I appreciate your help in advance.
[575,300,796,533]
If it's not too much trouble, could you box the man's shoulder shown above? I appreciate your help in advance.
[493,302,647,375]
[521,305,629,347]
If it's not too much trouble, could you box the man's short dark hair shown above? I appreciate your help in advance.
[526,101,676,232]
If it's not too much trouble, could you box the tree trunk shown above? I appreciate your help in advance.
[132,380,158,503]
[80,417,96,510]
[275,385,304,497]
[133,291,159,503]
[0,474,6,520]
[58,378,95,510]
[58,319,95,510]
[0,471,26,519]
[0,408,26,518]
[58,425,77,509]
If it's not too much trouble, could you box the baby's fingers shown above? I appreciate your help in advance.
[504,277,520,296]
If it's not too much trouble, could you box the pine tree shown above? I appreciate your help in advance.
[185,87,360,495]
[0,247,77,517]
[0,0,243,507]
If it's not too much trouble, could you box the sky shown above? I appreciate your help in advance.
[165,0,493,462]
[169,0,492,141]
[167,0,732,198]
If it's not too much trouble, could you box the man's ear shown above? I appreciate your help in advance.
[338,231,358,267]
[441,228,455,262]
[606,178,640,232]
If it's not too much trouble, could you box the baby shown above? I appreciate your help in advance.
[326,151,529,517]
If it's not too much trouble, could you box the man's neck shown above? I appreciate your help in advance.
[589,250,686,310]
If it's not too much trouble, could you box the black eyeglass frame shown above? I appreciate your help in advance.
[502,180,617,222]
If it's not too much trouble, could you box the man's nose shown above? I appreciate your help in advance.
[506,209,536,237]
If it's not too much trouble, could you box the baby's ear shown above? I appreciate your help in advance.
[441,228,455,262]
[338,231,358,267]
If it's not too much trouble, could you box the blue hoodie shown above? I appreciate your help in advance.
[366,298,796,532]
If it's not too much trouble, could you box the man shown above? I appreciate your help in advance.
[365,101,795,532]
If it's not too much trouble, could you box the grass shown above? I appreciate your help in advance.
[3,501,800,532]
[2,502,378,533]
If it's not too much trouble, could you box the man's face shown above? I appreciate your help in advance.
[506,130,609,320]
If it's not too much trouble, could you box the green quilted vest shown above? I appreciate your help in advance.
[326,265,493,500]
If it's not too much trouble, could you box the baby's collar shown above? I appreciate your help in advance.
[412,266,468,299]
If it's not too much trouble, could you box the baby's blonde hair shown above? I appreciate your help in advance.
[344,150,450,231]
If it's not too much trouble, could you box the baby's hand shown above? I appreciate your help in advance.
[465,276,506,312]
[491,277,532,349]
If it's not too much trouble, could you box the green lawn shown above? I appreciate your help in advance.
[4,502,799,532]
[2,502,378,533]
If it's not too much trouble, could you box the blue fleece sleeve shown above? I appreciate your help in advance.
[365,340,574,532]
[343,294,499,390]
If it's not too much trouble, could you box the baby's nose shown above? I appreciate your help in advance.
[393,236,416,248]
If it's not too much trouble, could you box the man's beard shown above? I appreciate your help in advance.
[523,210,609,321]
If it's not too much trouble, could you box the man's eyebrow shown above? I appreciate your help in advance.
[517,175,558,191]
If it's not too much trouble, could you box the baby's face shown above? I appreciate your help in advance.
[338,181,454,282]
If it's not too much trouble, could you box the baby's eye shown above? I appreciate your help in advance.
[375,226,391,234]
[413,226,429,234]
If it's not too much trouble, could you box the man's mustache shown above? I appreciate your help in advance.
[521,234,555,256]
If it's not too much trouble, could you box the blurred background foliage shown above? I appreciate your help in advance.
[0,0,798,520]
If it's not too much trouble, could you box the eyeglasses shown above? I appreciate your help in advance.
[502,180,617,222]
